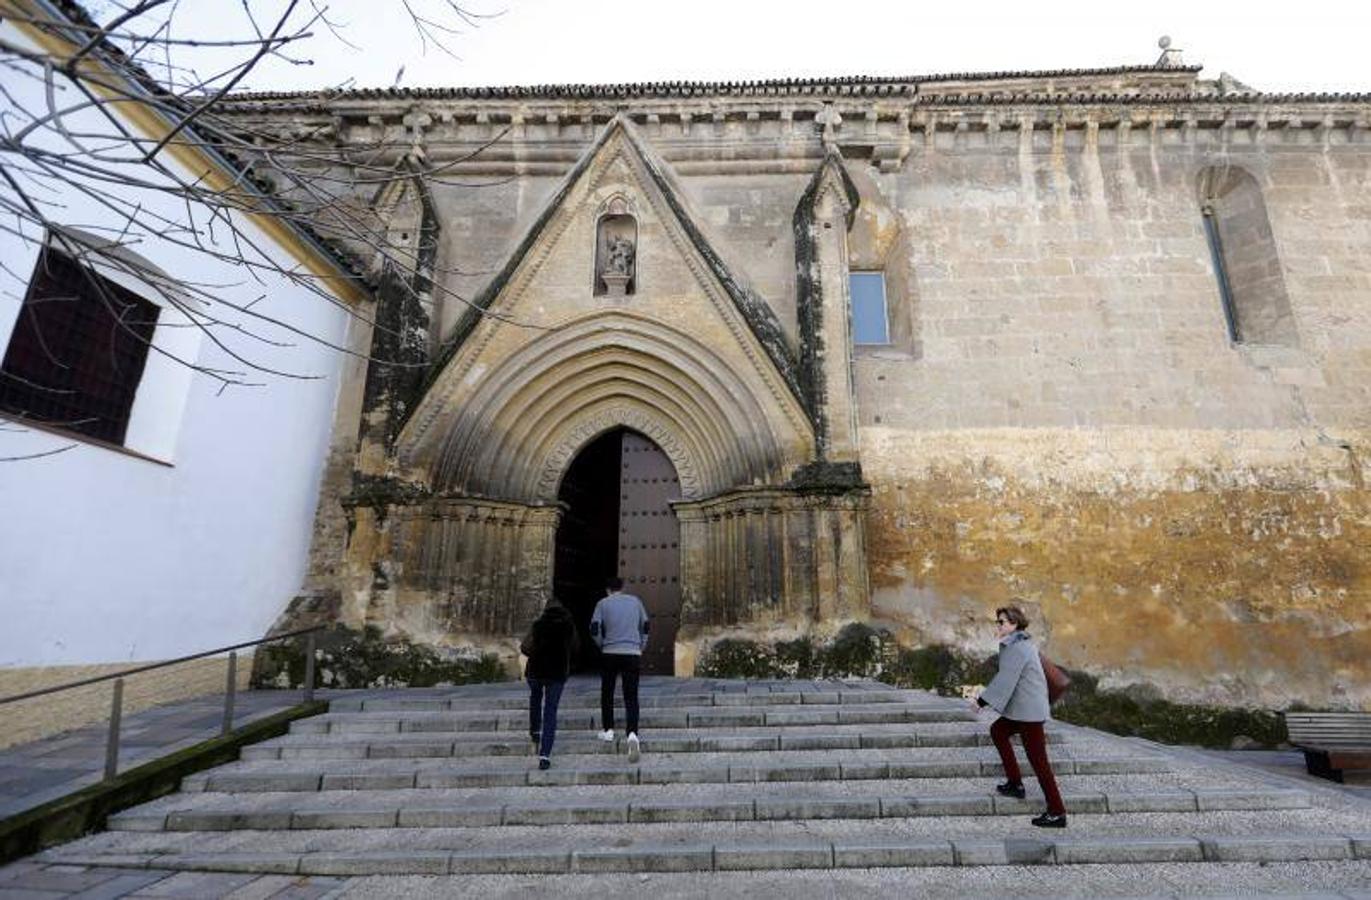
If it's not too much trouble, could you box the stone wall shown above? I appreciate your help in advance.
[225,74,1371,707]
[861,429,1368,709]
[346,496,560,651]
[845,130,1371,709]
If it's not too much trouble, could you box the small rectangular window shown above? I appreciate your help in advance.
[849,271,890,345]
[0,243,160,445]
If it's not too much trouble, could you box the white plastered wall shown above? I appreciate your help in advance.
[0,20,355,667]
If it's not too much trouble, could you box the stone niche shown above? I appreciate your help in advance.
[593,195,637,297]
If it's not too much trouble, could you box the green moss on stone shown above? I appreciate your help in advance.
[251,625,508,690]
[1054,688,1285,749]
[822,622,886,677]
[879,644,996,695]
[697,624,896,680]
[341,475,431,513]
[695,638,784,679]
[774,636,818,678]
[696,632,1284,749]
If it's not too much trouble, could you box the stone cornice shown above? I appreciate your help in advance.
[219,64,1204,105]
[911,91,1371,107]
[216,95,1371,160]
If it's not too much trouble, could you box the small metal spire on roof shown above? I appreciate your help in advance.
[1155,35,1185,69]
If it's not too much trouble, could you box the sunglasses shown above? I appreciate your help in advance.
[994,618,1012,626]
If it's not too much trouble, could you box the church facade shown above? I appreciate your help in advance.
[222,52,1371,709]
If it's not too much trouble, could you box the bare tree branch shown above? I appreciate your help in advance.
[0,441,80,461]
[1,0,533,451]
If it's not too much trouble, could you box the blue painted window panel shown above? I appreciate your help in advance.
[850,272,889,345]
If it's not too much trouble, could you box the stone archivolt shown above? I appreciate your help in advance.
[422,313,801,500]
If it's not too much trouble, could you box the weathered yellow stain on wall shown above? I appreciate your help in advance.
[863,428,1371,709]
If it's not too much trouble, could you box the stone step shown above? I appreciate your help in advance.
[253,724,1060,759]
[58,805,1363,856]
[330,689,926,712]
[53,831,1371,876]
[107,787,1310,832]
[35,678,1371,890]
[286,704,975,734]
[181,753,1169,792]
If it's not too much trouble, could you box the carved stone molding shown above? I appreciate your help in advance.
[536,404,700,501]
[397,124,811,468]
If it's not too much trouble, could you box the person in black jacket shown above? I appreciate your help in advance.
[520,601,579,770]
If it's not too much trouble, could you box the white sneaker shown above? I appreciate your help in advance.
[598,729,615,743]
[626,732,641,763]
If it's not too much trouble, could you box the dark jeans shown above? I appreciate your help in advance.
[600,653,641,735]
[527,678,566,758]
[990,716,1066,815]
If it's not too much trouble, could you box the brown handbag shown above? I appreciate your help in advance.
[1040,652,1071,704]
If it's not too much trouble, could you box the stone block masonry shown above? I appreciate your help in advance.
[221,64,1371,709]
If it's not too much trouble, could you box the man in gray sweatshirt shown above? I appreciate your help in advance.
[590,576,650,762]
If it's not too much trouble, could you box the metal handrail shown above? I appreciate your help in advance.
[1,625,325,782]
[0,625,323,705]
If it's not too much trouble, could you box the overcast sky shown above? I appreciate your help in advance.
[108,0,1371,95]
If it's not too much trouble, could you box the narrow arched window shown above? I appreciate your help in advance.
[1198,166,1296,346]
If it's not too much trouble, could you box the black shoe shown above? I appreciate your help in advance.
[995,781,1026,799]
[1031,812,1066,828]
[538,757,551,770]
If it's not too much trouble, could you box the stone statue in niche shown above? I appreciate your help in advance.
[605,234,634,277]
[595,210,637,297]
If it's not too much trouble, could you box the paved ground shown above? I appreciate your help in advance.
[2,858,1371,899]
[1,678,1368,898]
[1198,749,1371,802]
[0,691,308,819]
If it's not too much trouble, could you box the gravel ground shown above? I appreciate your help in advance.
[332,861,1371,899]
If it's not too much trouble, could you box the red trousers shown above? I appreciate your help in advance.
[990,716,1066,815]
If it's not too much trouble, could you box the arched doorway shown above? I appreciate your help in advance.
[554,428,681,674]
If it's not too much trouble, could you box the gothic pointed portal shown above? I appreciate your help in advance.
[340,118,871,672]
[555,427,681,676]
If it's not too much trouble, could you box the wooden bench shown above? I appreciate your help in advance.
[1283,712,1371,783]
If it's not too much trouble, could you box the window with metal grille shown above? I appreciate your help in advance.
[0,243,160,445]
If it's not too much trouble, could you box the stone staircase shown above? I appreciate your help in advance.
[33,678,1371,889]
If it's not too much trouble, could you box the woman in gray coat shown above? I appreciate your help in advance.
[973,605,1067,827]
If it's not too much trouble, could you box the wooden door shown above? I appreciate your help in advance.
[616,432,681,675]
